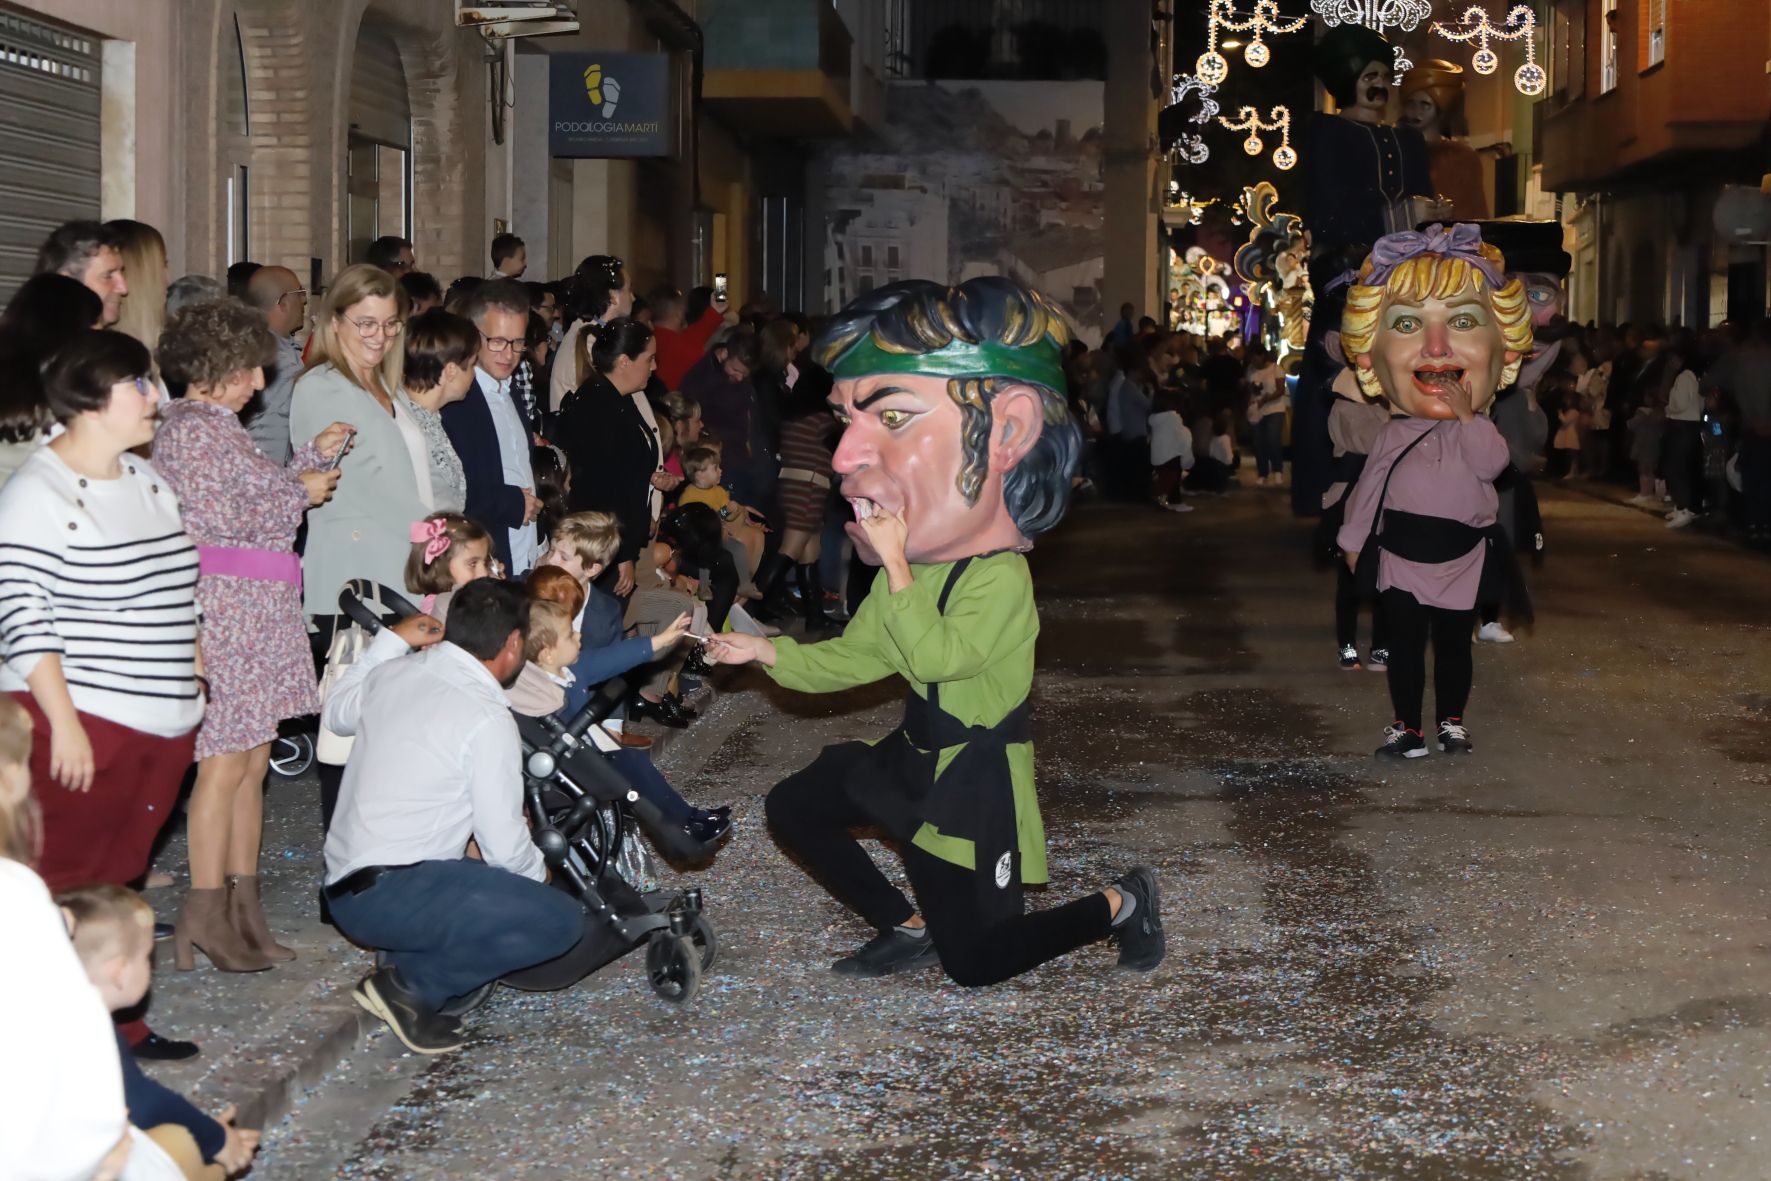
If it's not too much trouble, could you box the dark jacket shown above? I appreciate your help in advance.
[441,376,529,571]
[557,374,658,567]
[116,1030,225,1163]
[683,355,770,502]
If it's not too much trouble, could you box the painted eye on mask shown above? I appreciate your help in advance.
[1449,313,1482,330]
[878,409,914,429]
[1389,315,1422,334]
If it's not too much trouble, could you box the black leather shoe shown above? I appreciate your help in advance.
[132,1032,200,1061]
[683,646,716,677]
[706,803,732,821]
[354,968,464,1055]
[1110,866,1165,972]
[682,811,731,848]
[630,693,691,729]
[153,921,174,942]
[830,928,941,977]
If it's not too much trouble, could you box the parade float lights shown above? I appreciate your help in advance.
[1430,4,1546,96]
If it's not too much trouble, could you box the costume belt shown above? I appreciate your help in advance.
[1376,509,1532,622]
[197,545,302,586]
[777,467,831,490]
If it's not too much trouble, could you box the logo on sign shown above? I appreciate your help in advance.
[583,62,621,118]
[994,851,1012,889]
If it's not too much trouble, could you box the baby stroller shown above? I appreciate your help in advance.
[334,581,718,1005]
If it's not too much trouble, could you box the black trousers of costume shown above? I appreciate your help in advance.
[1334,564,1386,653]
[1380,588,1475,733]
[766,748,1113,988]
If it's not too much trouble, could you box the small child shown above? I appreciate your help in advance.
[678,446,766,579]
[1552,393,1582,478]
[505,598,583,718]
[60,884,257,1181]
[406,512,496,622]
[1147,388,1194,513]
[1627,401,1665,504]
[1187,410,1237,496]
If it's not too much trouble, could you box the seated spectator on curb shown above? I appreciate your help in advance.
[60,884,260,1180]
[319,578,584,1055]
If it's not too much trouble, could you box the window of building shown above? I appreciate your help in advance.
[886,244,901,270]
[1642,0,1665,68]
[859,243,874,268]
[1600,0,1618,93]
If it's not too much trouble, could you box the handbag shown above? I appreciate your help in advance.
[314,617,368,765]
[1353,424,1436,596]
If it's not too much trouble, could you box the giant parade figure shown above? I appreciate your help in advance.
[1399,59,1490,220]
[705,276,1166,984]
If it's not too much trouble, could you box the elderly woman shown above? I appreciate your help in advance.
[289,264,430,618]
[0,330,202,1056]
[399,309,479,514]
[153,300,350,972]
[1337,224,1533,759]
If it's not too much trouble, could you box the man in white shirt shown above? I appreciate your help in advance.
[442,282,543,576]
[321,579,583,1054]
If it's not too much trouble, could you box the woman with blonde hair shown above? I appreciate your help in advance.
[1336,224,1532,760]
[105,219,168,353]
[289,264,432,621]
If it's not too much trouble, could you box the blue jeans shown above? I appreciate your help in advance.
[1253,413,1285,478]
[330,859,583,1008]
[610,746,695,826]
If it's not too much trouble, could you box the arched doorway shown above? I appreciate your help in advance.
[347,18,411,264]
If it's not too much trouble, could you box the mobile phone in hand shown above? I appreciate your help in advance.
[322,428,356,471]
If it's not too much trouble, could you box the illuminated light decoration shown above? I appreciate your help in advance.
[1392,43,1413,86]
[1198,0,1308,82]
[1311,0,1434,35]
[1218,103,1297,171]
[1165,73,1221,166]
[1431,4,1545,95]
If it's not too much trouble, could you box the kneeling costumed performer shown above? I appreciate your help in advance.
[705,276,1164,983]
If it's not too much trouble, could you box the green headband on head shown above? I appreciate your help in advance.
[827,335,1066,393]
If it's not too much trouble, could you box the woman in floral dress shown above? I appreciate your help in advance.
[155,300,351,972]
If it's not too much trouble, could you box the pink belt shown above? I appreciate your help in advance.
[197,546,302,586]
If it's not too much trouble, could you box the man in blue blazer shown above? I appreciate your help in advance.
[443,281,542,575]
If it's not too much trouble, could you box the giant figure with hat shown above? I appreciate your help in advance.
[705,276,1166,984]
[1400,60,1490,220]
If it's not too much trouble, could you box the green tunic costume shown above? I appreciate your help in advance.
[767,551,1048,886]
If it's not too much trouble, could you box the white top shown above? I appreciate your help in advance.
[476,369,540,575]
[0,448,202,738]
[1247,365,1286,419]
[1148,410,1194,468]
[322,629,545,884]
[1210,433,1234,465]
[549,320,590,414]
[392,400,436,512]
[1666,368,1703,422]
[0,860,128,1181]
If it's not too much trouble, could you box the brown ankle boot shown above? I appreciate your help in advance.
[227,874,295,962]
[173,887,272,972]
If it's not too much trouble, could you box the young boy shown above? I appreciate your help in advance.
[678,446,767,579]
[60,883,257,1181]
[505,599,583,720]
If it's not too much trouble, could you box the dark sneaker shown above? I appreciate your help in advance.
[1437,719,1474,755]
[354,968,465,1054]
[830,927,941,977]
[1110,866,1164,972]
[1366,647,1390,671]
[1375,724,1428,759]
[1338,644,1362,671]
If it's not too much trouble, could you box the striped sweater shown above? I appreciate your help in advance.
[0,447,203,738]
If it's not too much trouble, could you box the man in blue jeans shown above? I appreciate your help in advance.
[320,578,582,1053]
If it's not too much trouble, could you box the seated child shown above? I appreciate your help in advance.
[678,445,766,581]
[60,884,258,1181]
[1147,387,1194,512]
[406,512,497,623]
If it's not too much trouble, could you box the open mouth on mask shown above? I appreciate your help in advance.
[1413,366,1466,393]
[848,496,882,520]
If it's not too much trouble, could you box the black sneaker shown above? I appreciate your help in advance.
[1375,724,1428,759]
[830,927,941,977]
[1366,647,1390,672]
[1110,866,1164,972]
[1437,719,1473,755]
[354,968,465,1054]
[1337,644,1362,671]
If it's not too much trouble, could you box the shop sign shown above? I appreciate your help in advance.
[550,52,671,158]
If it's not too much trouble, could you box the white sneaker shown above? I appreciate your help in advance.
[1628,494,1655,506]
[1666,508,1697,529]
[1476,621,1514,644]
[1164,502,1196,513]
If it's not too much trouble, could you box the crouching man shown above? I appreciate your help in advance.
[321,578,583,1053]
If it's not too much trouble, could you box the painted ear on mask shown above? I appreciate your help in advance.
[988,384,1046,474]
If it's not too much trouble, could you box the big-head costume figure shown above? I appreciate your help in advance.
[1294,24,1436,519]
[1334,225,1534,760]
[705,276,1165,984]
[1400,60,1490,220]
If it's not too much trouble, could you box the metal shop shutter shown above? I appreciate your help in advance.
[349,25,410,148]
[0,10,101,301]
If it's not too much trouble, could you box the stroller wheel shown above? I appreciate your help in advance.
[645,933,701,1004]
[269,733,315,778]
[686,914,718,973]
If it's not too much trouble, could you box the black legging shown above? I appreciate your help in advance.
[1335,564,1387,653]
[766,747,1113,987]
[688,546,740,632]
[1379,588,1475,732]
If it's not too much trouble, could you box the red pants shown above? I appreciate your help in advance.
[9,693,195,893]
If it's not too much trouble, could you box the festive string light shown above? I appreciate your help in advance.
[1311,0,1433,35]
[1392,44,1413,86]
[1218,104,1297,171]
[1197,0,1309,83]
[1431,4,1545,95]
[1166,73,1221,165]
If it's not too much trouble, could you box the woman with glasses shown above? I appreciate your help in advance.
[0,330,204,1058]
[288,264,432,619]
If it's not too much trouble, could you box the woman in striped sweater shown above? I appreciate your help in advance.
[0,329,203,1058]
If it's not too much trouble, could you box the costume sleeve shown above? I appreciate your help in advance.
[876,560,1030,685]
[1455,415,1510,481]
[1337,422,1403,554]
[768,582,898,692]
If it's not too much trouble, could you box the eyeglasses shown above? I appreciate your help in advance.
[129,375,155,397]
[346,317,403,338]
[277,288,308,303]
[483,336,522,354]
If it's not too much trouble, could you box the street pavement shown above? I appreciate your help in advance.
[142,478,1771,1178]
